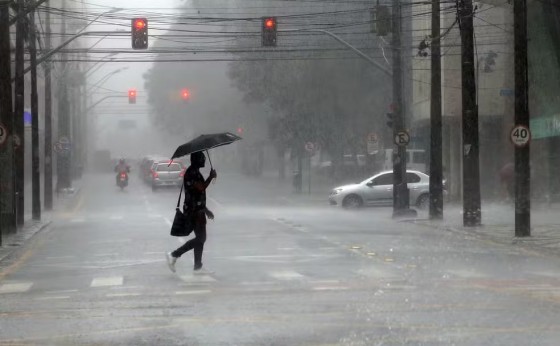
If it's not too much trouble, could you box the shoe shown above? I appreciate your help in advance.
[193,265,214,275]
[166,252,177,273]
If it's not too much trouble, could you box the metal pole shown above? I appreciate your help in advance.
[0,0,16,242]
[392,0,412,217]
[459,0,481,227]
[429,0,443,219]
[29,0,41,221]
[514,0,530,237]
[14,0,25,226]
[44,0,53,211]
[57,0,71,190]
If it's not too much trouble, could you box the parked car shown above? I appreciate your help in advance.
[150,161,185,191]
[329,170,431,209]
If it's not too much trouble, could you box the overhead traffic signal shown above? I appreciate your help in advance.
[261,17,277,47]
[385,112,393,129]
[128,89,137,104]
[180,88,190,101]
[131,18,148,49]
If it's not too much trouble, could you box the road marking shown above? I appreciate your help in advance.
[106,293,142,298]
[312,286,350,291]
[269,271,304,281]
[69,218,85,223]
[91,276,123,287]
[93,253,113,257]
[109,215,123,220]
[179,274,217,283]
[46,256,75,260]
[34,295,70,300]
[45,289,78,294]
[175,290,212,295]
[0,282,33,294]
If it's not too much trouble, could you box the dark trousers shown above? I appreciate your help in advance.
[172,211,207,266]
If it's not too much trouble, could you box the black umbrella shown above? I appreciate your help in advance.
[170,132,242,168]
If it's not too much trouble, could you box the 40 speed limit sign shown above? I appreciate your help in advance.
[510,125,531,147]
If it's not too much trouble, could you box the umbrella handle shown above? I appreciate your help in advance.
[206,150,216,183]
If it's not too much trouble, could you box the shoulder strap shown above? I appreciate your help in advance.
[176,182,183,209]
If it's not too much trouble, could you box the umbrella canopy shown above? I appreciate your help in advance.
[170,132,242,161]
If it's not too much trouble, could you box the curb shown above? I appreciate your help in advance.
[0,220,53,264]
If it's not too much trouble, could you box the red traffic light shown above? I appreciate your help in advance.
[128,89,137,104]
[134,19,146,30]
[264,18,275,29]
[180,88,190,100]
[128,89,137,97]
[237,127,244,135]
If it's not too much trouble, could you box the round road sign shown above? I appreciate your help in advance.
[510,125,531,147]
[305,142,315,153]
[394,131,410,146]
[59,136,70,144]
[0,123,7,147]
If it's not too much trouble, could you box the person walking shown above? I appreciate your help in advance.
[166,151,217,273]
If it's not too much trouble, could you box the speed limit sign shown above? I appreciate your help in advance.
[510,125,531,147]
[0,123,7,147]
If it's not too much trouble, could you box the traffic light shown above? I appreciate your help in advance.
[131,18,148,50]
[261,17,277,47]
[237,127,244,135]
[180,88,190,102]
[128,89,137,104]
[385,112,393,128]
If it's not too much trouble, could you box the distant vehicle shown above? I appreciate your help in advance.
[139,155,167,183]
[117,171,129,190]
[150,161,185,191]
[329,170,431,209]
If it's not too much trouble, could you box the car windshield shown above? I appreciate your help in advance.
[2,1,558,344]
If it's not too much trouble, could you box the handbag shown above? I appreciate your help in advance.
[170,183,194,237]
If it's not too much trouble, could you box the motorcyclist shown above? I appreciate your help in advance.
[114,158,130,185]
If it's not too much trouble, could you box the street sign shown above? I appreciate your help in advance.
[0,123,7,147]
[394,131,410,146]
[367,132,379,154]
[510,125,531,147]
[305,142,315,153]
[59,136,70,144]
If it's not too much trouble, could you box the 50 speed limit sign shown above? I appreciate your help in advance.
[510,125,531,147]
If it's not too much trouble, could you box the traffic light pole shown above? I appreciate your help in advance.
[14,0,25,226]
[11,31,127,81]
[391,0,415,218]
[514,0,530,237]
[44,0,53,210]
[459,0,482,227]
[429,0,444,219]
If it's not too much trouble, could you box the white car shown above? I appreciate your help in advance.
[329,170,431,209]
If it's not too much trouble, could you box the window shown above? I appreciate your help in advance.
[406,172,421,183]
[373,173,393,186]
[157,163,182,172]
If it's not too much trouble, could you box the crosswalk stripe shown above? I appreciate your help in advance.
[91,276,123,287]
[0,282,33,294]
[175,290,212,295]
[109,215,123,220]
[178,274,217,283]
[269,271,304,280]
[106,293,142,297]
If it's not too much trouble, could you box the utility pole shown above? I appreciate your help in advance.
[391,0,414,218]
[57,0,72,191]
[514,0,530,237]
[44,0,53,210]
[0,0,16,242]
[458,0,481,227]
[14,0,25,227]
[29,0,41,220]
[429,0,443,219]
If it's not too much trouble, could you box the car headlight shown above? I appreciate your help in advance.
[331,188,343,195]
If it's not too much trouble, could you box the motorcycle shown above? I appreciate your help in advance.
[117,171,129,190]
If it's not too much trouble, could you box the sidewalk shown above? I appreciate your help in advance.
[0,178,84,263]
[410,203,560,256]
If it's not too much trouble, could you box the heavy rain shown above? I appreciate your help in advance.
[1,0,560,344]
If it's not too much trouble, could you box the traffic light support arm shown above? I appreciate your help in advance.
[286,29,392,76]
[12,31,127,81]
[86,95,127,113]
